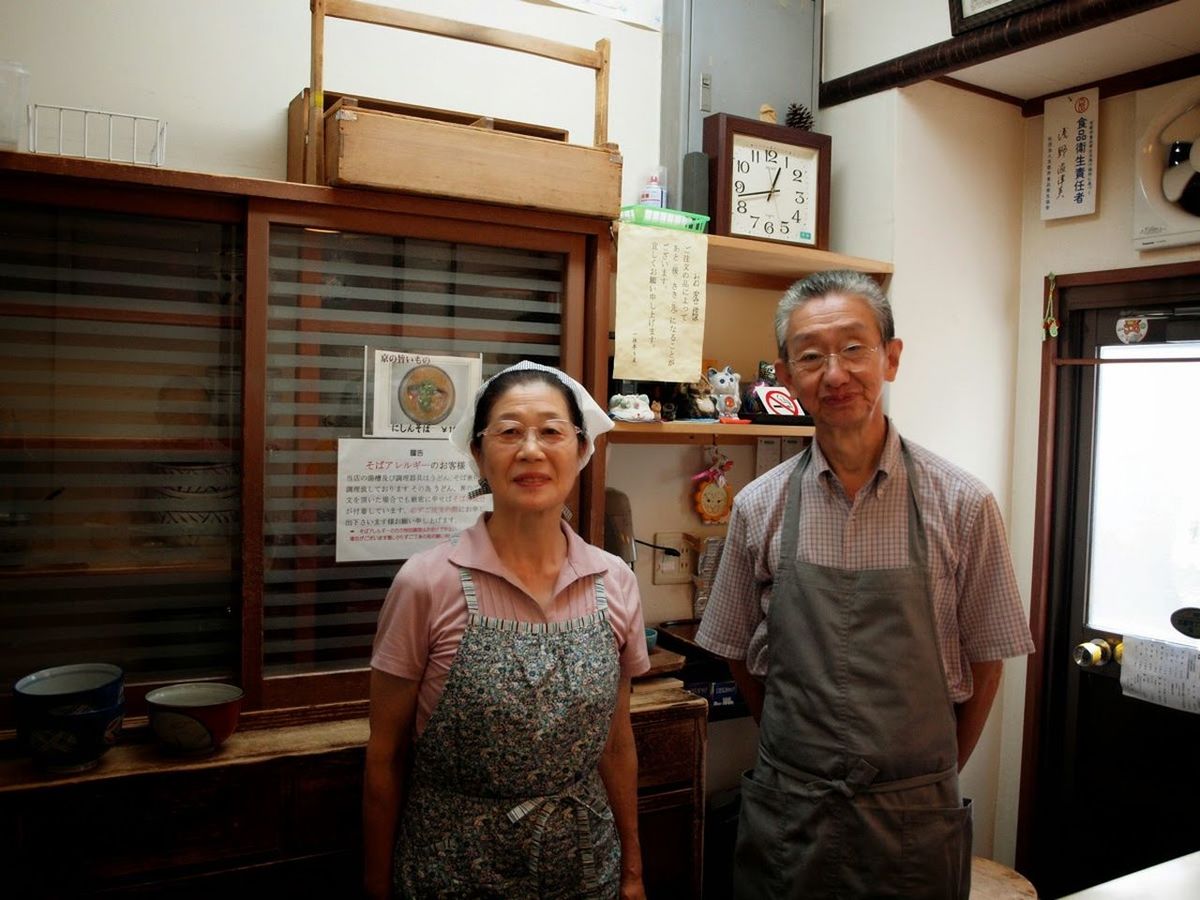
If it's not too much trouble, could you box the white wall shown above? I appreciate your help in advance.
[821,80,1026,860]
[1006,75,1200,858]
[822,0,950,82]
[0,0,661,203]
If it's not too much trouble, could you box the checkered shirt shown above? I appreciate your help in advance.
[694,422,1035,703]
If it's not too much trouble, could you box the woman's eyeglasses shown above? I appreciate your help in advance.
[787,343,879,374]
[477,419,582,447]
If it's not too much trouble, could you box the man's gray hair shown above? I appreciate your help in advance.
[774,270,894,358]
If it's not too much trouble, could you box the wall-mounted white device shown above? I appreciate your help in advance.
[1133,76,1200,251]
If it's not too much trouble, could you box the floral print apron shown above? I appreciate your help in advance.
[394,568,622,899]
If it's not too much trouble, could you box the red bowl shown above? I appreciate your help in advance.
[145,682,243,754]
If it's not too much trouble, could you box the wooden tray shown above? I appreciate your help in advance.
[296,0,622,219]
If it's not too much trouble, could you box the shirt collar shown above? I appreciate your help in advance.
[447,514,607,584]
[810,417,901,499]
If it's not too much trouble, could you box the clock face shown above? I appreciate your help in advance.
[729,133,820,246]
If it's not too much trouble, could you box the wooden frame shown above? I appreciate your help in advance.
[1016,259,1200,882]
[303,0,620,218]
[823,0,1178,109]
[0,151,610,731]
[947,0,1057,36]
[702,113,831,251]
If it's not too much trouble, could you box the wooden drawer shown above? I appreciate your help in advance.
[635,718,700,790]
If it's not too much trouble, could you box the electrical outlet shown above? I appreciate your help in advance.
[652,531,694,585]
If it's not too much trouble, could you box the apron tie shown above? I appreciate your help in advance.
[507,782,606,899]
[759,746,955,798]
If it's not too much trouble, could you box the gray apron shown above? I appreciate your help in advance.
[395,568,622,899]
[734,444,973,899]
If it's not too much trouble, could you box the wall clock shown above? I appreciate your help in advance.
[702,112,830,249]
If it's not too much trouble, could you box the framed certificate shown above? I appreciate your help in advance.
[949,0,1058,36]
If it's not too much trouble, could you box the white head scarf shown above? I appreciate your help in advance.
[448,360,613,478]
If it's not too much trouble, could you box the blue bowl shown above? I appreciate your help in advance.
[15,663,124,711]
[14,663,124,753]
[25,701,124,772]
[645,627,658,651]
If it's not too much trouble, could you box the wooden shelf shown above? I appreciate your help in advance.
[607,420,815,445]
[704,233,893,290]
[611,226,894,291]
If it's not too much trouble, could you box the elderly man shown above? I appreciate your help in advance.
[695,270,1034,899]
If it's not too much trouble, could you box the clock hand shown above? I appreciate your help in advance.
[765,167,782,201]
[738,168,784,200]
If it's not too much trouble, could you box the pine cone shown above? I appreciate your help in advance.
[786,103,814,131]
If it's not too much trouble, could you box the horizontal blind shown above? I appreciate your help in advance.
[0,205,243,691]
[264,225,565,675]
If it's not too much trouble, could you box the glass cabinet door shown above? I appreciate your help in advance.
[261,224,568,677]
[0,204,244,689]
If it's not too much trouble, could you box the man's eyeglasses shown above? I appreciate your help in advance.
[787,343,880,374]
[476,419,582,447]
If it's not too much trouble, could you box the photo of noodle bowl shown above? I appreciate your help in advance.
[398,365,456,425]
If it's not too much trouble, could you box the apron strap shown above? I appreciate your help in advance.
[457,567,480,613]
[592,574,609,612]
[899,440,929,564]
[776,448,811,584]
[507,782,607,900]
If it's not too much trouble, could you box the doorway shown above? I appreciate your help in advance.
[1020,263,1200,897]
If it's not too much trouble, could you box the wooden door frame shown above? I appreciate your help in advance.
[1016,259,1200,876]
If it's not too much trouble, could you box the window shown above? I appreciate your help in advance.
[261,225,566,678]
[0,180,589,727]
[0,204,244,694]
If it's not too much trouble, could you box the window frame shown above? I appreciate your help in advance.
[0,160,606,731]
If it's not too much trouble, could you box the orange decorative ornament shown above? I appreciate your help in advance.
[692,447,734,525]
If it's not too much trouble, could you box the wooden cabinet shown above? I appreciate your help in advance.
[0,682,706,898]
[582,230,892,544]
[631,677,708,899]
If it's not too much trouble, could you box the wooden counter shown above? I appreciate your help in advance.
[0,680,707,898]
[1058,850,1200,898]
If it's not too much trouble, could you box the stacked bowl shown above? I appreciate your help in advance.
[14,663,125,772]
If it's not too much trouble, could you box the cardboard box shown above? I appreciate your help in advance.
[781,436,805,461]
[755,436,781,477]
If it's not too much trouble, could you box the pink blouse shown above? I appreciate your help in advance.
[371,515,650,735]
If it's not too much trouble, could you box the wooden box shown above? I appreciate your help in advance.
[293,1,622,219]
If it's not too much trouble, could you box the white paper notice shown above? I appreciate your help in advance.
[335,438,490,562]
[1120,635,1200,714]
[369,351,480,439]
[613,223,707,382]
[1041,87,1099,220]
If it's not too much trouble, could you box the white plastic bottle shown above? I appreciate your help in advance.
[638,167,666,207]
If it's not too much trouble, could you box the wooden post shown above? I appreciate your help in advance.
[307,0,326,184]
[593,38,610,147]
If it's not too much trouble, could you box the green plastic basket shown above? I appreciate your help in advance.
[620,204,710,233]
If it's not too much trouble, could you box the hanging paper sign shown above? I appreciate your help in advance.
[754,385,804,416]
[335,438,490,561]
[1041,88,1099,220]
[614,223,708,382]
[1116,316,1149,344]
[1120,635,1200,714]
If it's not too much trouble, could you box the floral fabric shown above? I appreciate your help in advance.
[394,570,621,899]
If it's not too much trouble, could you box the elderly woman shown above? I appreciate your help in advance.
[363,361,650,900]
